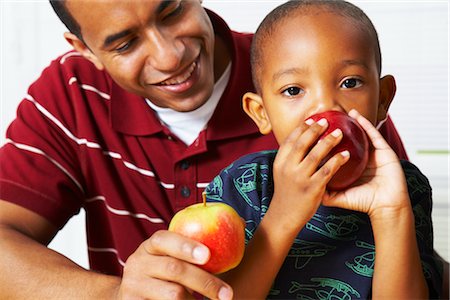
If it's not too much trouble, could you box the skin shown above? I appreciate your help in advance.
[0,0,233,299]
[219,9,428,299]
[65,0,230,112]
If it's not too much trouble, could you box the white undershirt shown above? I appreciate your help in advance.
[147,63,231,146]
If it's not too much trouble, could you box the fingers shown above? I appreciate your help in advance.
[133,256,231,300]
[301,127,347,176]
[144,230,210,265]
[283,117,347,175]
[278,118,328,165]
[313,149,350,185]
[348,109,390,150]
[122,276,195,299]
[120,230,233,300]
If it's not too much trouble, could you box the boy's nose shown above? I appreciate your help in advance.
[144,29,184,72]
[309,96,345,116]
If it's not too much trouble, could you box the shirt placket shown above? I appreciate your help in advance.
[173,132,208,211]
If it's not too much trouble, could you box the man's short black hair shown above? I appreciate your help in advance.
[251,0,382,94]
[49,0,83,41]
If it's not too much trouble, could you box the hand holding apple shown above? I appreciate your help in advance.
[307,110,369,190]
[168,192,245,274]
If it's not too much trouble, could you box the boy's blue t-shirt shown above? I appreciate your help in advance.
[205,150,442,299]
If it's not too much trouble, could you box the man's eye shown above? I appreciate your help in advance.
[282,86,303,96]
[341,78,362,89]
[164,1,184,19]
[115,38,136,53]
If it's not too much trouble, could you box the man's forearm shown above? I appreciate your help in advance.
[0,226,120,299]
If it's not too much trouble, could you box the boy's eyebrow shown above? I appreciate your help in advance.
[102,0,171,48]
[272,67,307,82]
[271,60,370,81]
[342,59,370,70]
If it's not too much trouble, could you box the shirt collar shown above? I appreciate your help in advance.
[109,9,260,139]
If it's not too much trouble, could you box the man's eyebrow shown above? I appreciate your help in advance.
[103,29,133,48]
[101,0,173,48]
[156,0,173,14]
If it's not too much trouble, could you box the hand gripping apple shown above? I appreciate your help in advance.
[308,111,369,190]
[168,192,245,274]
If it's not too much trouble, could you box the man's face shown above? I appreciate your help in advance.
[66,0,215,112]
[256,11,388,144]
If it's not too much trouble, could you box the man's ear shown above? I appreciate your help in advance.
[63,32,104,70]
[377,75,396,124]
[242,92,272,135]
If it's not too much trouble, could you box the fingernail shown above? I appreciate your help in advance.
[331,128,342,137]
[305,118,314,125]
[317,118,328,126]
[348,109,358,117]
[341,150,350,157]
[192,246,209,264]
[218,286,233,300]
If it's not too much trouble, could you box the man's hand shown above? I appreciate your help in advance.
[117,230,233,300]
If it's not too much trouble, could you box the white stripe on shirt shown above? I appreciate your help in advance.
[4,139,84,193]
[87,246,126,267]
[68,77,111,100]
[23,95,208,191]
[86,195,165,224]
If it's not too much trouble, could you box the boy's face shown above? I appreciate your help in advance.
[65,0,217,112]
[244,10,395,144]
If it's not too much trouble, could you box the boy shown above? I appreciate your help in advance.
[205,1,442,299]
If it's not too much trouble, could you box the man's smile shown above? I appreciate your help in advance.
[151,54,201,94]
[159,59,197,86]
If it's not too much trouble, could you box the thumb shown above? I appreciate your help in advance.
[322,190,349,208]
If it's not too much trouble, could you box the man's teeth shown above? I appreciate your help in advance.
[161,62,196,85]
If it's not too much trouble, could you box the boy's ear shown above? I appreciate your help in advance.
[63,32,105,70]
[377,75,396,124]
[242,92,272,135]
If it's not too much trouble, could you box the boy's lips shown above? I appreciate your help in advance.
[153,56,200,94]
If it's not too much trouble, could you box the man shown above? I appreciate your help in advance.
[0,0,408,298]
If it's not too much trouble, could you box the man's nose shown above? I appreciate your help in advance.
[144,29,184,71]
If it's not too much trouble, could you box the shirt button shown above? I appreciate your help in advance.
[180,160,190,170]
[180,186,191,198]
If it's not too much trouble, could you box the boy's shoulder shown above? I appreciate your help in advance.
[400,160,432,206]
[225,150,278,172]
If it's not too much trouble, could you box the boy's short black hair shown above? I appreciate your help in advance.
[251,0,382,94]
[49,0,83,41]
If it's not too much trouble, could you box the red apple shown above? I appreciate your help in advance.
[308,110,369,190]
[168,192,245,274]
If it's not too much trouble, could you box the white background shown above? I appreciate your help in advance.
[1,0,448,268]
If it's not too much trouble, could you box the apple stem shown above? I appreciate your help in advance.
[202,191,207,207]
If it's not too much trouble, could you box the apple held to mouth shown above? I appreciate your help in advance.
[308,111,369,190]
[168,193,245,274]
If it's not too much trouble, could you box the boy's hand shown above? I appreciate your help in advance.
[269,118,350,233]
[323,109,411,220]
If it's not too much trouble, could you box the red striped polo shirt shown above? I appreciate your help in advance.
[0,10,407,275]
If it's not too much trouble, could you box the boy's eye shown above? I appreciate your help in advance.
[282,86,303,96]
[341,78,362,89]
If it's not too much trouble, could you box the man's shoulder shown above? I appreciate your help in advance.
[40,50,109,84]
[29,50,112,102]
